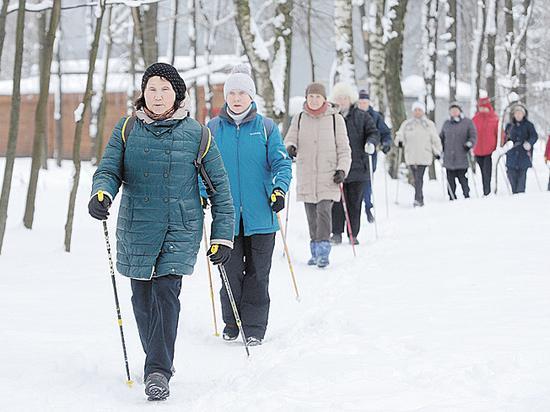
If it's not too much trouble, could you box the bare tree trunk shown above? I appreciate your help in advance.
[368,0,386,114]
[127,18,136,113]
[23,0,61,230]
[94,6,113,164]
[233,0,275,119]
[485,0,497,104]
[167,0,179,66]
[0,0,9,74]
[0,0,26,254]
[64,0,106,253]
[132,4,158,67]
[54,22,63,167]
[37,10,49,169]
[504,0,516,97]
[306,0,315,81]
[423,0,439,122]
[273,0,293,132]
[189,0,199,118]
[334,0,355,84]
[358,2,369,79]
[517,0,531,103]
[470,0,486,114]
[447,0,458,103]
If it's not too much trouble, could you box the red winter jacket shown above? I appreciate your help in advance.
[472,98,499,156]
[545,136,550,162]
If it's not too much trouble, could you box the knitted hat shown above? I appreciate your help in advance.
[358,89,370,100]
[449,101,463,111]
[411,101,426,112]
[223,64,256,100]
[331,82,359,104]
[305,82,326,98]
[141,63,187,103]
[512,104,526,115]
[478,97,493,111]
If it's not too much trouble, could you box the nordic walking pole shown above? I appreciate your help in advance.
[218,264,250,357]
[367,155,379,239]
[394,146,403,204]
[276,213,301,302]
[98,191,133,388]
[383,156,389,218]
[203,227,219,336]
[468,152,480,197]
[282,190,291,258]
[339,183,357,257]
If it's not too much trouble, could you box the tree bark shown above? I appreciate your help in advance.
[273,0,293,131]
[422,0,439,122]
[334,0,355,84]
[0,0,9,74]
[0,0,26,254]
[167,0,178,66]
[504,0,516,96]
[517,0,531,102]
[54,22,63,167]
[448,0,457,103]
[485,0,497,104]
[385,0,409,179]
[23,0,61,230]
[358,2,369,79]
[368,0,386,114]
[132,3,158,67]
[64,0,106,252]
[470,0,486,114]
[189,0,199,118]
[306,0,315,81]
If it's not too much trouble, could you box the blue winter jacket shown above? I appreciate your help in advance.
[504,113,538,169]
[92,114,234,280]
[207,103,292,236]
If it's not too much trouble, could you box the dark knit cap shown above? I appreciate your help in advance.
[305,82,326,99]
[358,89,370,100]
[141,63,187,102]
[449,101,462,111]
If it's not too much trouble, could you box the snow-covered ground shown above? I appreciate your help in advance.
[1,146,549,411]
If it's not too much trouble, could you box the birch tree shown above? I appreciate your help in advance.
[53,22,63,167]
[470,0,486,114]
[23,0,61,230]
[422,0,440,121]
[64,0,106,252]
[485,0,497,102]
[0,0,26,254]
[334,0,355,84]
[368,0,386,114]
[445,0,458,102]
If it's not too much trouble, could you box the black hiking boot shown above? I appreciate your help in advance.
[145,372,169,401]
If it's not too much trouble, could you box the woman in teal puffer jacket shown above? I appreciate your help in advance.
[88,63,234,401]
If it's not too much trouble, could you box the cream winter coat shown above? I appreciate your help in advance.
[285,104,352,203]
[395,116,442,166]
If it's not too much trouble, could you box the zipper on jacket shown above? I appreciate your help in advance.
[236,124,244,236]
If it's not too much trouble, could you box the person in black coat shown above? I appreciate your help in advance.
[357,90,392,222]
[503,103,538,194]
[330,83,380,245]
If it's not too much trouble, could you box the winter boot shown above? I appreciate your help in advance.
[246,336,263,346]
[330,233,342,245]
[366,208,375,223]
[222,324,239,341]
[307,241,319,265]
[316,240,331,268]
[145,372,170,401]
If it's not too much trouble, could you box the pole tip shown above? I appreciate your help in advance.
[295,295,302,303]
[126,380,134,388]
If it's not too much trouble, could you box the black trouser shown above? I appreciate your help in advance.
[506,167,528,194]
[131,275,182,381]
[411,165,427,203]
[475,155,492,196]
[220,223,276,340]
[304,200,333,241]
[332,181,365,238]
[446,168,470,199]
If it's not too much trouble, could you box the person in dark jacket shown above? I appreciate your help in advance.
[440,102,478,200]
[503,103,538,194]
[89,63,235,401]
[356,90,392,223]
[472,97,499,196]
[330,82,380,245]
[207,65,292,346]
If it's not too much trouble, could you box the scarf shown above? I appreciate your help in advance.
[227,104,253,126]
[303,101,329,117]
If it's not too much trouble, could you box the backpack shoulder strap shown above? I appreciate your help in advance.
[332,113,336,138]
[195,126,216,194]
[121,115,136,147]
[297,112,303,131]
[263,117,275,140]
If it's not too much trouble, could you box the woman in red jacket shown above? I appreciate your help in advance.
[472,97,499,195]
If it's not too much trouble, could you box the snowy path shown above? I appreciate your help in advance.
[1,156,549,411]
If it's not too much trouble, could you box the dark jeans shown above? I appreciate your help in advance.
[332,181,365,239]
[446,168,470,199]
[363,154,378,210]
[304,200,333,241]
[131,275,182,381]
[221,225,276,339]
[475,155,492,196]
[507,168,528,193]
[411,165,426,203]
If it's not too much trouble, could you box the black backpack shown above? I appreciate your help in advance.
[120,116,216,194]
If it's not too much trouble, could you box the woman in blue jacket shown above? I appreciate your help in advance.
[207,65,292,346]
[504,104,538,194]
[88,63,234,401]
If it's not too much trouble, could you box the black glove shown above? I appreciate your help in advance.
[398,141,404,148]
[333,170,345,184]
[200,196,209,209]
[270,188,285,213]
[382,144,391,154]
[207,244,232,265]
[434,154,441,160]
[464,141,473,150]
[88,191,112,220]
[287,145,297,159]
